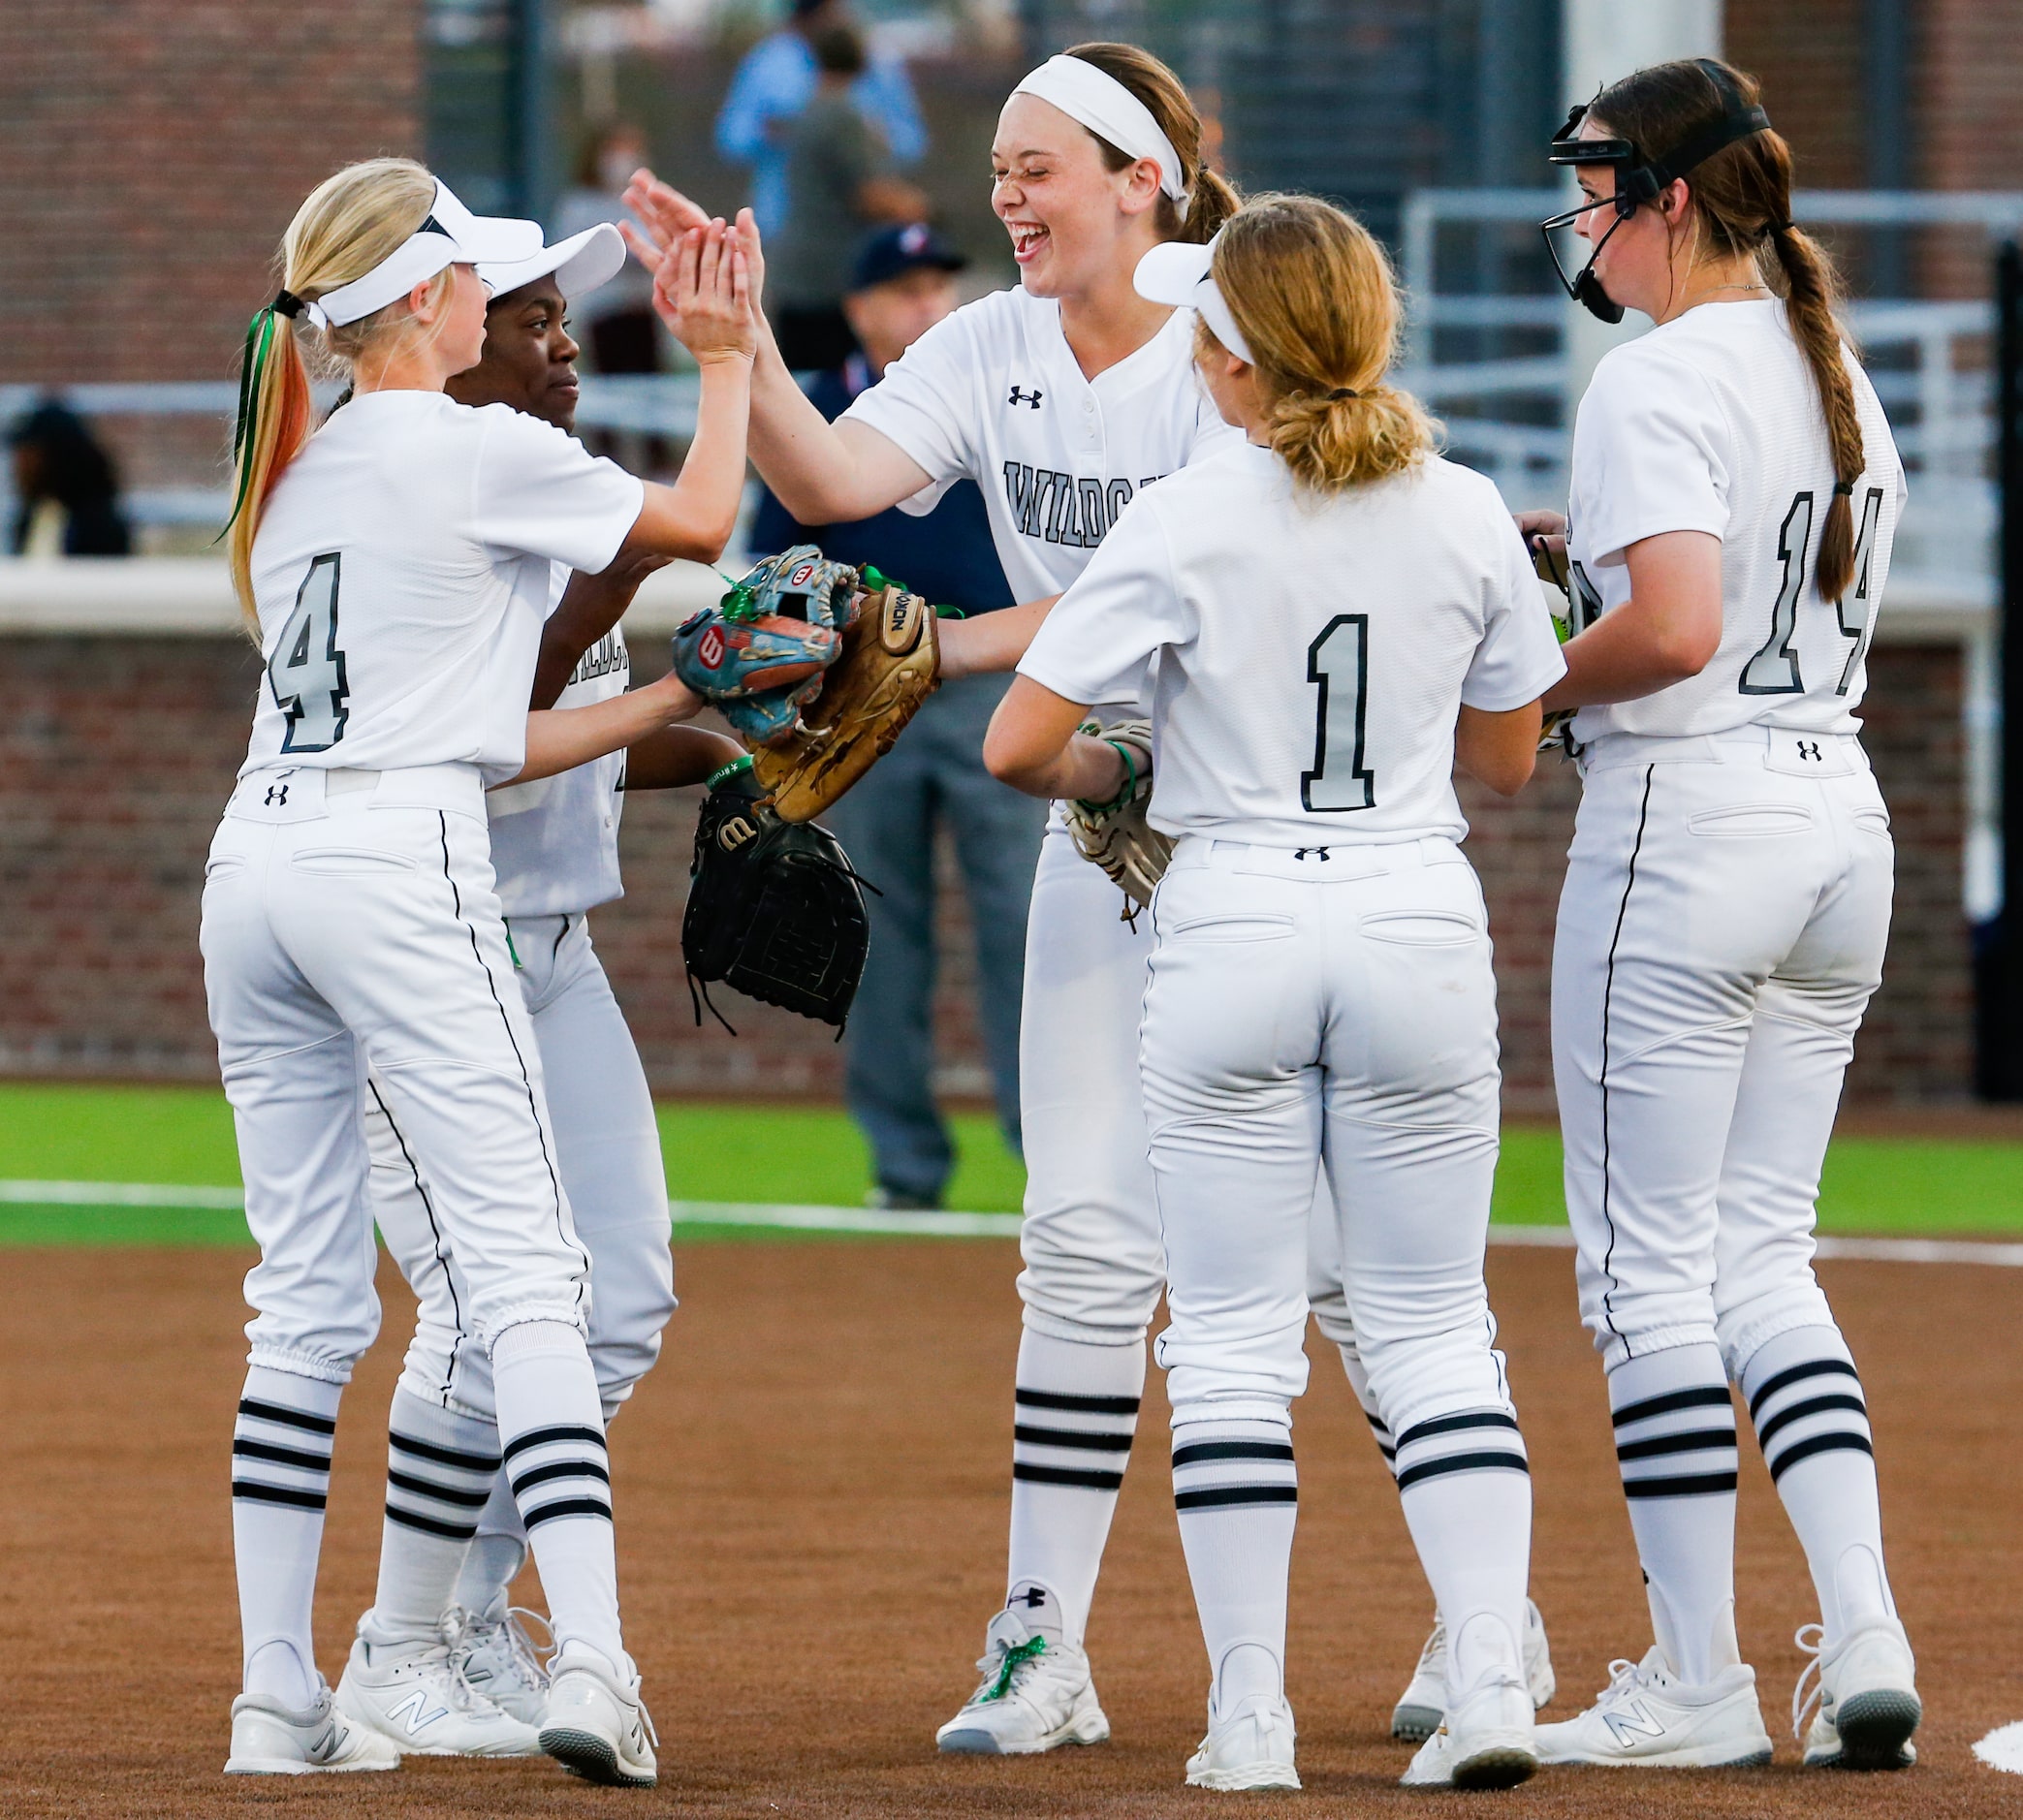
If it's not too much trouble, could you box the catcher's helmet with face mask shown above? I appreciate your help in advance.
[1540,58,1773,324]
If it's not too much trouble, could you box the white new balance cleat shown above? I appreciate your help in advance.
[1392,1598,1557,1742]
[935,1609,1110,1755]
[1793,1618,1920,1771]
[1533,1647,1773,1769]
[450,1599,553,1729]
[334,1618,542,1757]
[225,1679,400,1774]
[539,1646,658,1787]
[1185,1693,1300,1791]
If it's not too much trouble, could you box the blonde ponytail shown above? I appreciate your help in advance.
[225,157,440,632]
[1207,194,1437,494]
[1063,42,1239,244]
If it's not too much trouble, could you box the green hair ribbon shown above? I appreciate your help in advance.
[219,302,281,538]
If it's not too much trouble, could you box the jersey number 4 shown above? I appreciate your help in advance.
[268,553,351,752]
[1739,486,1886,697]
[1302,614,1375,812]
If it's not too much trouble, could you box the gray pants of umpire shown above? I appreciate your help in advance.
[825,673,1046,1206]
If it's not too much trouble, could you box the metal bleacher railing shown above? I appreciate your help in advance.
[0,374,705,533]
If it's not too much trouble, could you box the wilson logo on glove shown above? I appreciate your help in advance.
[699,623,726,669]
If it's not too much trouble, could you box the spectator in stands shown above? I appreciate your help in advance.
[752,223,1042,1210]
[553,123,662,383]
[7,398,131,556]
[767,25,931,370]
[713,0,926,239]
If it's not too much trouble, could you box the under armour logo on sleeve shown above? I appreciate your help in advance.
[1008,386,1043,409]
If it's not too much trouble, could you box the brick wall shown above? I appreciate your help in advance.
[0,1,423,389]
[0,634,1973,1110]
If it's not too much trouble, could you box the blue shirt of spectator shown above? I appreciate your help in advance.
[714,15,927,238]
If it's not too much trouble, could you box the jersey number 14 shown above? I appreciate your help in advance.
[1739,486,1886,697]
[267,552,351,752]
[1302,613,1375,812]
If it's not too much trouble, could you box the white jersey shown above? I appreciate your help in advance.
[486,564,629,917]
[842,285,1239,649]
[1020,442,1566,849]
[1566,298,1905,744]
[242,391,643,787]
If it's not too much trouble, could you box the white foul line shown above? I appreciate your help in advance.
[5,1182,2023,1266]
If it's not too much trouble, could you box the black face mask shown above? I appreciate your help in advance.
[1540,65,1774,323]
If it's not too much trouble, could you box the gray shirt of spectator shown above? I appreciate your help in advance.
[770,92,894,310]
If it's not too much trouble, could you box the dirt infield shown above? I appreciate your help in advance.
[5,1238,2021,1818]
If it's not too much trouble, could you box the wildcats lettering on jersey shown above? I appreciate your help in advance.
[1000,463,1164,549]
[569,631,629,688]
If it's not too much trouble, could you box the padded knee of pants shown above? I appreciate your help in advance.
[585,1220,678,1407]
[1714,1278,1837,1383]
[1017,1222,1164,1342]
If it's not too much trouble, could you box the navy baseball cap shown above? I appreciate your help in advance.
[850,222,967,294]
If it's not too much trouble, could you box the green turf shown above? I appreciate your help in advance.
[3,1083,2021,1245]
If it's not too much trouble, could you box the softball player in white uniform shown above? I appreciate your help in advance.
[1518,60,1920,1773]
[629,44,1248,1748]
[988,198,1565,1790]
[203,157,753,1784]
[623,46,1522,1752]
[335,228,743,1758]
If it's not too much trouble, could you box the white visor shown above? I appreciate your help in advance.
[1134,234,1253,364]
[477,223,627,303]
[307,179,545,329]
[1011,53,1187,214]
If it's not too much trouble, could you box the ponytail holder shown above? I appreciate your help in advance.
[1768,218,1795,235]
[270,289,306,320]
[1832,481,1854,496]
[1326,387,1360,402]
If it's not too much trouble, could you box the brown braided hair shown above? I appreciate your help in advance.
[1591,57,1864,602]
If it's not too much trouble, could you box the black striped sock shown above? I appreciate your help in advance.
[233,1388,336,1513]
[1012,1385,1139,1495]
[1172,1421,1298,1515]
[1746,1354,1873,1484]
[1613,1382,1740,1499]
[505,1424,614,1531]
[1607,1343,1738,1684]
[1392,1406,1529,1491]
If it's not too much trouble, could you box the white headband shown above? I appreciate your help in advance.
[1011,53,1188,216]
[1133,233,1253,363]
[305,179,544,329]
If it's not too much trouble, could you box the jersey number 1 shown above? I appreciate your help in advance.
[1302,614,1375,812]
[268,553,351,752]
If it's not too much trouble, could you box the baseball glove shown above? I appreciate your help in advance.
[746,579,941,823]
[1062,718,1172,926]
[670,545,859,745]
[1528,534,1579,756]
[681,757,870,1029]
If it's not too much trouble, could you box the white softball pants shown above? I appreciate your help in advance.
[1142,838,1511,1439]
[1015,825,1166,1342]
[365,911,675,1420]
[1553,728,1894,1372]
[201,767,590,1381]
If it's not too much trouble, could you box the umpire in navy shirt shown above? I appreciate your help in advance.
[753,224,1044,1210]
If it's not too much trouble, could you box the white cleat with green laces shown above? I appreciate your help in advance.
[935,1608,1110,1755]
